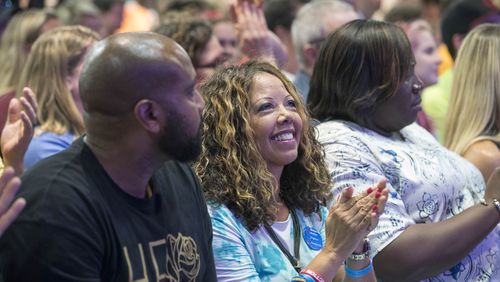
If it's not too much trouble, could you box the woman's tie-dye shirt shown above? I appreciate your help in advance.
[208,204,328,281]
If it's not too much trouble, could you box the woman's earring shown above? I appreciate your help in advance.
[412,83,423,95]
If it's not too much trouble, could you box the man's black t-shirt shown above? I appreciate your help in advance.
[0,138,216,281]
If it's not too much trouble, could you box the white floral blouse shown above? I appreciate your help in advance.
[316,120,500,281]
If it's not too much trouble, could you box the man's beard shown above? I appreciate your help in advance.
[158,119,202,162]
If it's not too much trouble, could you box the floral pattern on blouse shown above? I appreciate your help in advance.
[316,120,500,281]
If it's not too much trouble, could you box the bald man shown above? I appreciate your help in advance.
[0,32,216,281]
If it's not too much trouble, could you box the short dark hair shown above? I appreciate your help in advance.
[308,20,414,123]
[93,0,125,12]
[155,11,212,66]
[263,0,309,31]
[441,0,500,58]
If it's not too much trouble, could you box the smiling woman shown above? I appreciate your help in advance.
[195,60,388,282]
[248,72,303,177]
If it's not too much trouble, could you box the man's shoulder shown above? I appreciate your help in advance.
[153,160,203,198]
[153,161,208,218]
[154,160,198,185]
[20,138,99,206]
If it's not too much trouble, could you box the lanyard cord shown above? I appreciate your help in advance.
[264,208,302,273]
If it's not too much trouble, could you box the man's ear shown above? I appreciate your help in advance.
[134,99,162,134]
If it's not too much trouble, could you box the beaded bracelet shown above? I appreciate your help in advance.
[344,258,373,278]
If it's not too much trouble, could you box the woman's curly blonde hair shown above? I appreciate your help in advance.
[195,61,332,231]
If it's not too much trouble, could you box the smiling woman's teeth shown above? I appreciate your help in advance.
[273,132,293,141]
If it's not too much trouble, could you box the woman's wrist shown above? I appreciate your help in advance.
[479,198,500,225]
[351,237,370,259]
[343,238,373,278]
[353,241,365,254]
[3,160,23,176]
[318,247,344,266]
[299,269,326,282]
[345,255,371,269]
[344,258,373,278]
[480,198,500,215]
[303,248,344,282]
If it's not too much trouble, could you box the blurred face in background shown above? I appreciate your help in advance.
[66,54,87,114]
[195,35,229,84]
[100,2,124,36]
[409,22,442,87]
[344,0,381,19]
[79,14,102,34]
[213,20,241,64]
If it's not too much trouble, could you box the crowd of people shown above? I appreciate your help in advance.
[0,0,499,281]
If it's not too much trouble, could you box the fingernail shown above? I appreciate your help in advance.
[367,187,373,194]
[372,205,378,212]
[375,192,381,199]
